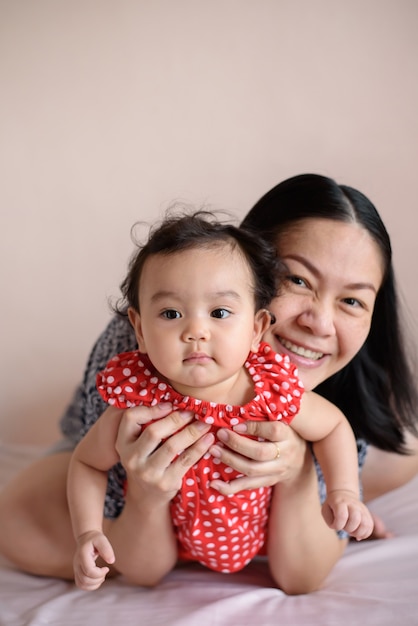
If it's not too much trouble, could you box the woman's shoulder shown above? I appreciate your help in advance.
[94,314,138,356]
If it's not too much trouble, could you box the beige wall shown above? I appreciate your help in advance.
[1,0,417,444]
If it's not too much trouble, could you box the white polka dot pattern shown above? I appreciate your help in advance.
[96,341,303,572]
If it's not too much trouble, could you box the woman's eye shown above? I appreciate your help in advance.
[342,297,363,308]
[286,275,307,288]
[161,309,181,319]
[211,308,230,319]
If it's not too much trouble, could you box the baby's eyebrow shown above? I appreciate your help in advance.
[211,290,242,301]
[150,290,243,303]
[150,290,179,303]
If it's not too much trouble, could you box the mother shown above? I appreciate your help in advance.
[0,174,417,594]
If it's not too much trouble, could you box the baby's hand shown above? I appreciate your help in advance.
[321,490,374,541]
[73,530,115,591]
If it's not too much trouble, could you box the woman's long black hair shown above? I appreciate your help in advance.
[242,173,418,453]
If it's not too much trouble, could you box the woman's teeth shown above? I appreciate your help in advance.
[280,338,323,360]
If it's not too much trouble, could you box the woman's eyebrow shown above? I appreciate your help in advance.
[344,282,378,293]
[284,254,378,293]
[282,254,322,279]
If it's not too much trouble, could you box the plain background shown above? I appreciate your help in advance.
[1,0,417,445]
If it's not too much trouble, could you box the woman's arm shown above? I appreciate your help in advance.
[208,423,349,594]
[207,414,367,593]
[267,447,347,594]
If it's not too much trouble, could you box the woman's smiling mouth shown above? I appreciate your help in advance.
[279,337,324,361]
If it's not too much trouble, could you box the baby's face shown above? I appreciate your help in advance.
[128,244,269,403]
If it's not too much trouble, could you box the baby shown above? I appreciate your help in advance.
[67,211,373,590]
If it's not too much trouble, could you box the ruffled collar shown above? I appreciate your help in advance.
[97,341,303,427]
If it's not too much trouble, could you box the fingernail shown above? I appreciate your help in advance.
[194,420,211,431]
[232,423,247,434]
[202,433,215,445]
[217,429,228,442]
[179,411,194,420]
[157,402,173,410]
[210,445,222,458]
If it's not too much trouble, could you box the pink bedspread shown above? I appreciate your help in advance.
[1,443,417,626]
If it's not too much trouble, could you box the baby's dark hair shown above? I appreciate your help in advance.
[114,209,282,315]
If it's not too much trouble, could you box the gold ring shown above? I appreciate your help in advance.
[276,445,281,459]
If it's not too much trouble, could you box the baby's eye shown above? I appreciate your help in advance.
[161,309,181,319]
[211,308,230,319]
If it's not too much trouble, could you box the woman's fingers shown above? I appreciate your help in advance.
[209,420,307,489]
[212,420,291,466]
[115,403,177,445]
[151,420,213,467]
[210,443,268,476]
[170,431,215,476]
[211,473,279,495]
[116,410,307,499]
[214,428,278,463]
[116,407,215,495]
[116,407,195,458]
[233,420,290,444]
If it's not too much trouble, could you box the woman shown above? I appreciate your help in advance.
[0,174,416,594]
[241,174,418,591]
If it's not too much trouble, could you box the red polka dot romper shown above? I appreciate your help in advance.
[96,341,303,573]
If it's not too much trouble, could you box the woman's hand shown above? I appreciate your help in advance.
[209,421,307,495]
[115,405,215,504]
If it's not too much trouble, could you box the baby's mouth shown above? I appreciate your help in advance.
[280,337,324,361]
[184,353,212,363]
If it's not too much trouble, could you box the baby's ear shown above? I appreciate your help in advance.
[251,309,272,351]
[128,307,147,353]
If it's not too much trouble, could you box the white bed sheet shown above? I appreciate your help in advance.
[1,442,417,626]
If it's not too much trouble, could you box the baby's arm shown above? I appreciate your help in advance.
[290,393,374,540]
[67,407,123,590]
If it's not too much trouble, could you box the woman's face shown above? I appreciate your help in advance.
[263,218,385,391]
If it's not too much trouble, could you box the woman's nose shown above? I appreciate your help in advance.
[297,299,336,336]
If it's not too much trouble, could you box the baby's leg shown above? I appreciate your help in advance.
[0,452,75,579]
